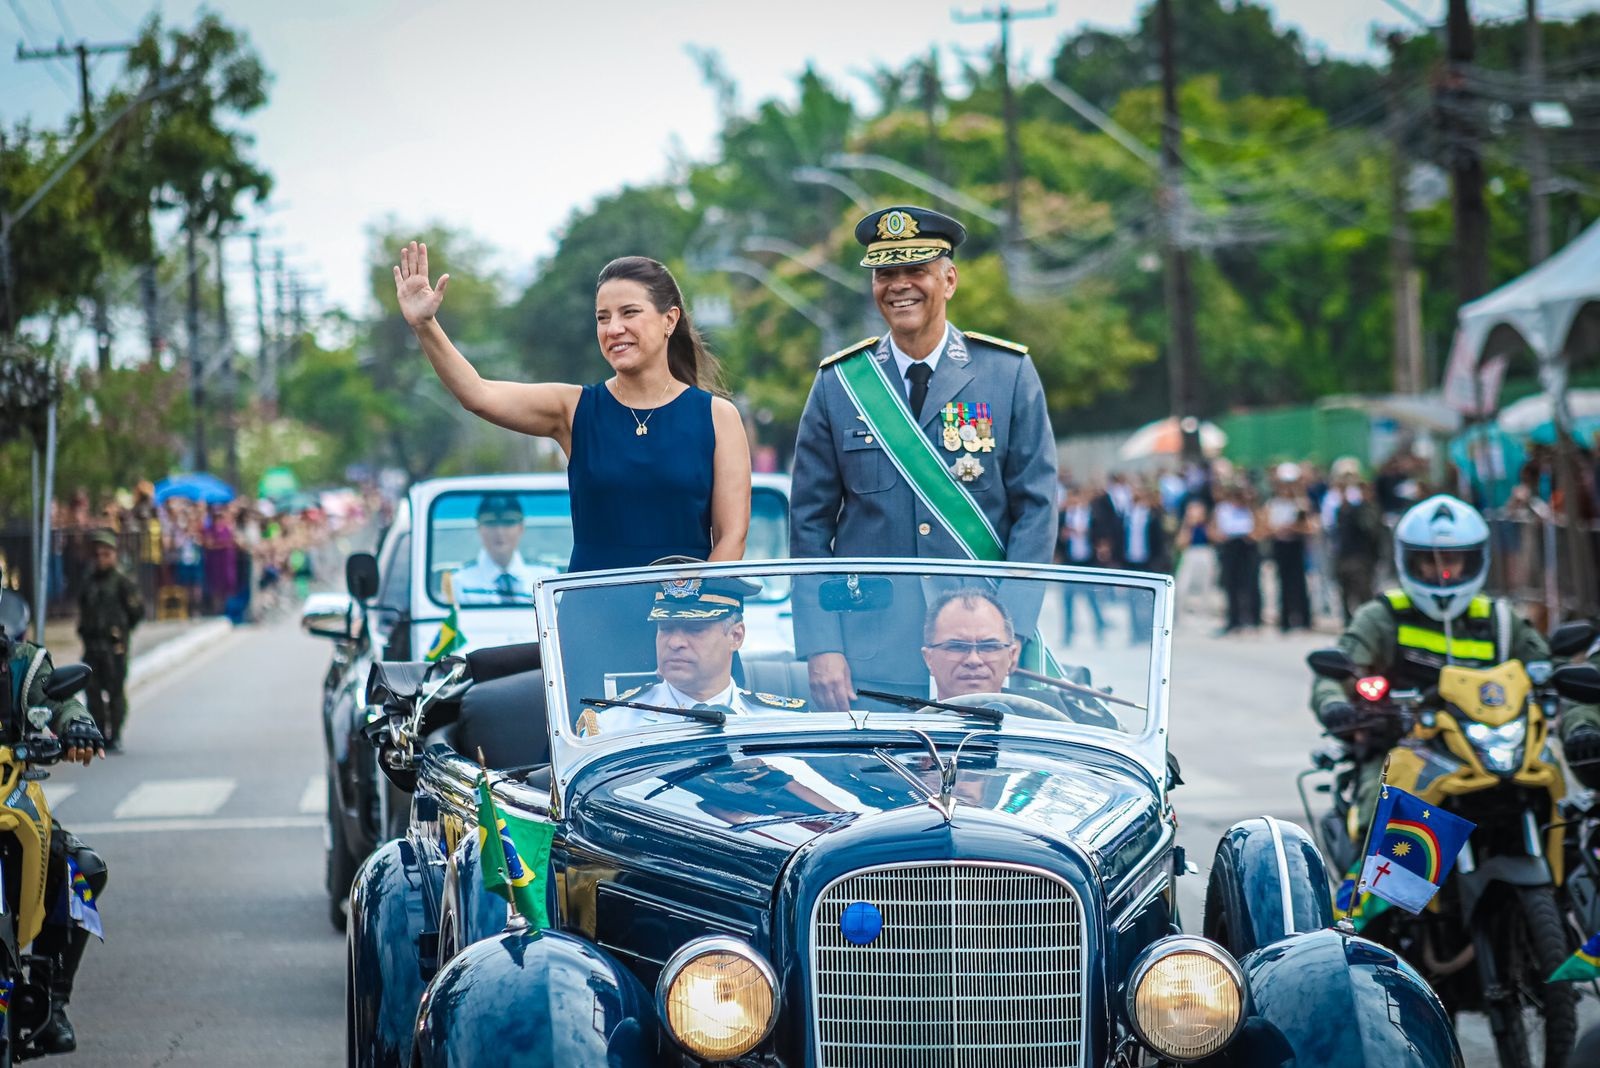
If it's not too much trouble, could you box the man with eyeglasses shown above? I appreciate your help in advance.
[920,588,1023,701]
[450,495,555,606]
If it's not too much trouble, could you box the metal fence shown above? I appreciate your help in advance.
[1483,506,1600,630]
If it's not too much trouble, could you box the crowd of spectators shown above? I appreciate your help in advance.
[45,481,372,625]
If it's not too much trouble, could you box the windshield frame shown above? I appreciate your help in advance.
[532,557,1173,804]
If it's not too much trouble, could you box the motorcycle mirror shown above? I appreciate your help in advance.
[1306,648,1358,681]
[1549,620,1599,658]
[1551,663,1600,705]
[0,590,31,642]
[346,552,380,602]
[42,663,92,702]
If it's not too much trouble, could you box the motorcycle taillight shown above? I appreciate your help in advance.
[1356,676,1390,703]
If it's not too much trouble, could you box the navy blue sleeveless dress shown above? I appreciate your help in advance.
[567,382,715,572]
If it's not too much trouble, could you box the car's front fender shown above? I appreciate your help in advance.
[1199,929,1462,1067]
[1204,816,1333,959]
[348,838,431,1068]
[412,929,662,1067]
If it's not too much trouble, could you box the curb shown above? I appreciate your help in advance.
[127,618,236,691]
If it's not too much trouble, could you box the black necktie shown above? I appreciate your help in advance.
[495,573,517,603]
[906,362,932,419]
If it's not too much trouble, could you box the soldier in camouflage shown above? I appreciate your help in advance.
[77,529,143,752]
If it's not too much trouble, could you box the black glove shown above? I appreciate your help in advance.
[1319,700,1360,736]
[1566,727,1600,789]
[61,719,104,750]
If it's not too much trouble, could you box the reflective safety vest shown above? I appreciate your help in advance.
[1380,589,1505,691]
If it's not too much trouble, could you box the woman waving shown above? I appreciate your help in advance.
[395,242,751,570]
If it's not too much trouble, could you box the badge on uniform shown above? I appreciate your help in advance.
[940,402,995,454]
[953,455,984,482]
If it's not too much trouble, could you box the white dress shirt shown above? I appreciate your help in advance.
[450,550,556,605]
[592,678,785,732]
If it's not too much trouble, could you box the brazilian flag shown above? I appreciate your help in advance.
[475,772,555,929]
[1549,932,1600,983]
[425,606,466,662]
[1332,860,1392,933]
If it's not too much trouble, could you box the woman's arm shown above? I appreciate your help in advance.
[707,397,752,562]
[396,241,580,449]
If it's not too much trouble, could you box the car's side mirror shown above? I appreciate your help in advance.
[817,575,895,613]
[301,592,358,642]
[42,663,91,702]
[1550,620,1599,658]
[1552,663,1600,705]
[347,552,380,602]
[1307,648,1358,681]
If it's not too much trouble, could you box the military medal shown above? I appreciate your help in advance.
[941,404,961,451]
[960,423,980,453]
[953,455,984,482]
[978,402,996,452]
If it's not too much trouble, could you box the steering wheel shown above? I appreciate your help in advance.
[951,691,1076,723]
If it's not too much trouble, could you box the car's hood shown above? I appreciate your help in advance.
[566,734,1165,904]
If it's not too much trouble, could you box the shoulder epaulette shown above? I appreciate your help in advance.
[819,337,879,368]
[744,690,807,710]
[614,685,646,701]
[963,330,1029,355]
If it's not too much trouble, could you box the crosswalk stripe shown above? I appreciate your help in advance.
[41,784,78,808]
[298,776,325,815]
[74,816,321,836]
[113,778,236,820]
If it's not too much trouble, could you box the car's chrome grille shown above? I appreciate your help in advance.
[811,862,1084,1067]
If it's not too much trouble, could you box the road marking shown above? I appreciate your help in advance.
[41,784,77,808]
[73,816,321,836]
[298,776,324,815]
[112,778,236,820]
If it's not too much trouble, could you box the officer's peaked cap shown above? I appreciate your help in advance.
[854,205,966,269]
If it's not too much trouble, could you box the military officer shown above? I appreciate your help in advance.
[449,494,557,605]
[76,529,143,751]
[790,205,1058,711]
[579,575,804,735]
[1,585,108,1053]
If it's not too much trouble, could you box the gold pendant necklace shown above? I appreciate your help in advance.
[623,379,672,437]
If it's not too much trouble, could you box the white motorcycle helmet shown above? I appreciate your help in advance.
[1394,494,1490,622]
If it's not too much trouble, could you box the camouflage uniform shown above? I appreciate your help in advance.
[76,554,143,745]
[3,639,107,1051]
[1311,589,1600,837]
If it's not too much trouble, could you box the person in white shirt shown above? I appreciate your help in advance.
[577,574,803,735]
[449,495,557,605]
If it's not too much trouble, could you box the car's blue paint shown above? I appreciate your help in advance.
[413,930,662,1067]
[1199,928,1464,1067]
[1210,817,1335,957]
[348,838,434,1068]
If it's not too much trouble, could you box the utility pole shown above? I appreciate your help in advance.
[249,231,271,413]
[216,231,239,489]
[1386,34,1425,394]
[1443,0,1489,304]
[187,222,206,472]
[1525,0,1551,264]
[1156,0,1202,460]
[17,38,136,373]
[951,2,1054,281]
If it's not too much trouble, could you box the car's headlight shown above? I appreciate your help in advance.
[657,936,778,1061]
[1126,936,1246,1062]
[1464,719,1527,773]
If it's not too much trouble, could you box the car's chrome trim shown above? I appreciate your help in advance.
[655,935,779,1058]
[807,859,1088,1068]
[1263,815,1295,937]
[1111,864,1172,934]
[1123,935,1245,1062]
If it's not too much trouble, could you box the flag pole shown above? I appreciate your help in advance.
[1354,752,1394,898]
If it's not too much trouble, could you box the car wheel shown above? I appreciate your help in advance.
[327,778,357,933]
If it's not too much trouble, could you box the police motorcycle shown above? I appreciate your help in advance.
[1301,640,1595,1068]
[0,590,99,1063]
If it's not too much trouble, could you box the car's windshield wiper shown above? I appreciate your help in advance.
[856,688,1003,725]
[579,696,726,725]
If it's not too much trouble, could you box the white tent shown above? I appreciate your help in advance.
[1444,216,1600,413]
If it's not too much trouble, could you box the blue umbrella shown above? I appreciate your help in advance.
[154,472,237,505]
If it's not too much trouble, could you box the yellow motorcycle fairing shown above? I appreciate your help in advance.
[1438,661,1530,728]
[0,749,53,948]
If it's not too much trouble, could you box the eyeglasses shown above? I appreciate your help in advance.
[926,639,1013,657]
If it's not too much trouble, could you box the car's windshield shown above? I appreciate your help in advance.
[426,489,572,607]
[547,562,1159,743]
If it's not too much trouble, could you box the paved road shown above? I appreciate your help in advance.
[45,619,342,1066]
[42,605,1592,1066]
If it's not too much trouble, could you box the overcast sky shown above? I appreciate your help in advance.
[3,0,1594,354]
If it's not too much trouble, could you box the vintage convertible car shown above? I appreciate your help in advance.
[347,558,1462,1067]
[308,475,794,930]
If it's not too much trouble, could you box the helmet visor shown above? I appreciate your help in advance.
[1399,544,1487,588]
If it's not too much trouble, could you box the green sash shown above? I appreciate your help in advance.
[833,350,1004,560]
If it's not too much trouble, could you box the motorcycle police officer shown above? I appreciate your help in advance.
[1311,494,1600,838]
[77,529,143,751]
[0,584,108,1054]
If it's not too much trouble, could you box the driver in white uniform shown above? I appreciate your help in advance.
[450,494,556,605]
[578,575,804,735]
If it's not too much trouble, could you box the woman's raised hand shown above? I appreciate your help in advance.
[393,240,450,327]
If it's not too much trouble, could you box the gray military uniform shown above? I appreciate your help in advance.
[789,325,1058,687]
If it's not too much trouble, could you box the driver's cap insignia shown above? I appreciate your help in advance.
[1479,681,1506,707]
[663,578,701,600]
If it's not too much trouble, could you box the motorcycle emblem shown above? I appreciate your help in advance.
[1479,681,1506,707]
[662,578,701,600]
